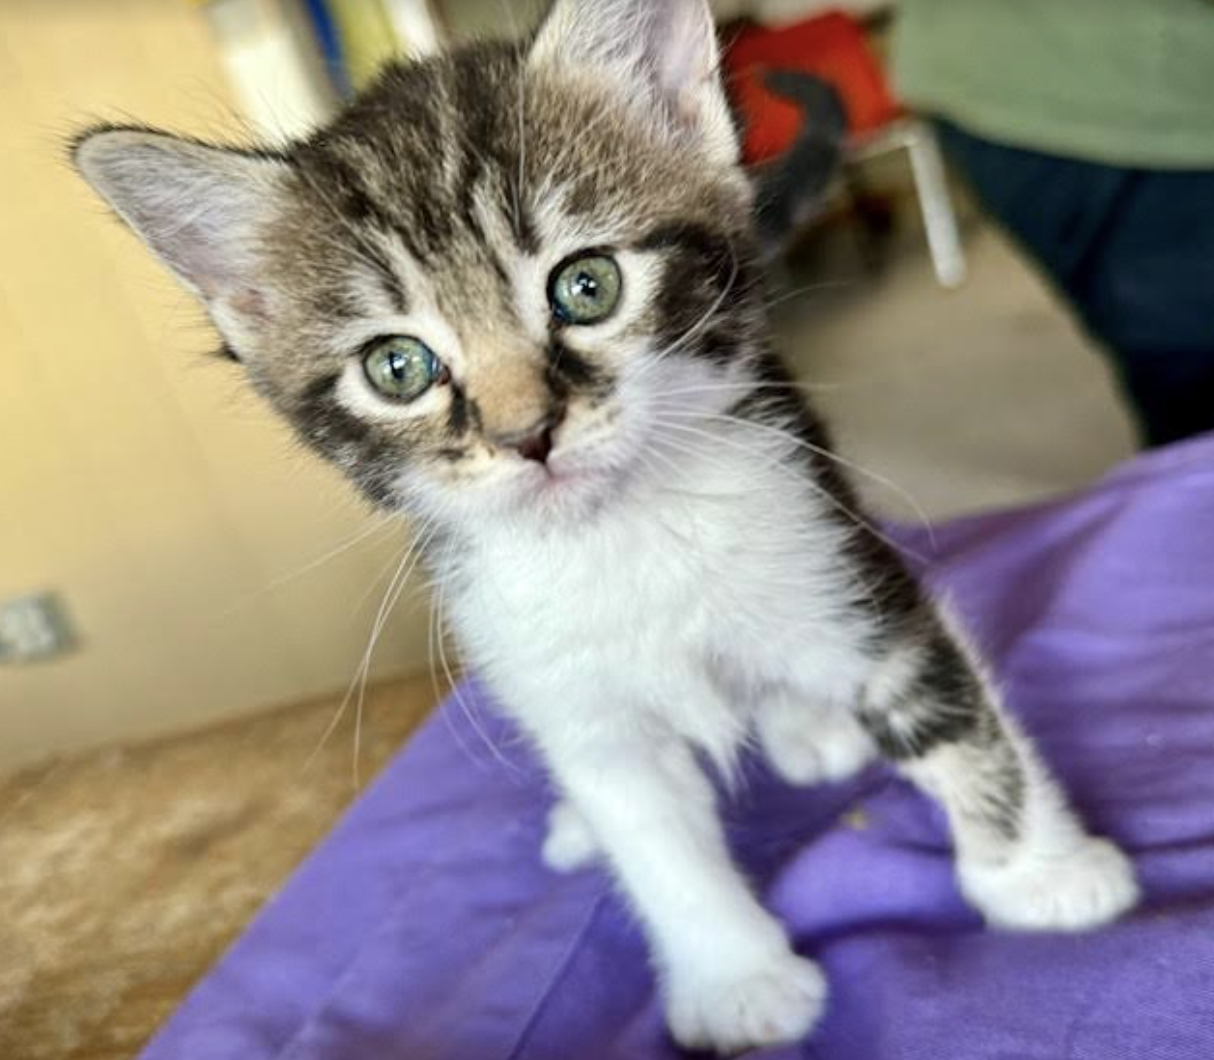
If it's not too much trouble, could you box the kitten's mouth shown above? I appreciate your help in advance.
[501,431,630,510]
[513,450,606,504]
[525,458,584,491]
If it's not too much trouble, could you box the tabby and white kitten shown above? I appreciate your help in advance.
[75,0,1137,1052]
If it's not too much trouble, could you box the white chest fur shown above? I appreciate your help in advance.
[440,439,875,763]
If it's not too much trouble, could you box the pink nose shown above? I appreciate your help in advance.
[512,426,554,464]
[491,410,564,464]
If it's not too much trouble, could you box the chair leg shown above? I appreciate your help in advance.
[905,120,967,288]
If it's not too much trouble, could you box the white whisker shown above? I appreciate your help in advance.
[302,513,439,781]
[433,537,524,775]
[648,404,937,544]
[645,413,924,563]
[216,512,397,620]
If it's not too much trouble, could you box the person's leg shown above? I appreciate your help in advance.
[1076,169,1214,446]
[934,118,1214,445]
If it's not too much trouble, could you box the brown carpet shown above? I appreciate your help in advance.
[0,675,442,1060]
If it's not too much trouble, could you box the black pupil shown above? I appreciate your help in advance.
[389,350,408,379]
[573,271,599,299]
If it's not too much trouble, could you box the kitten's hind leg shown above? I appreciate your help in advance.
[858,623,1139,932]
[755,692,876,786]
[542,799,599,872]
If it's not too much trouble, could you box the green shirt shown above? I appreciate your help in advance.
[892,0,1214,169]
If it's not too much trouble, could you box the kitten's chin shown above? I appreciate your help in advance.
[515,457,608,509]
[500,447,638,521]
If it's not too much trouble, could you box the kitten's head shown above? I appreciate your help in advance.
[74,0,763,527]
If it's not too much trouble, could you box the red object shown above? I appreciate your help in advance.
[722,10,902,166]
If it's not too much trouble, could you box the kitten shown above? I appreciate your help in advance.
[73,0,1138,1052]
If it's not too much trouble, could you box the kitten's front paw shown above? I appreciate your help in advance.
[541,800,598,872]
[960,836,1139,932]
[758,705,875,786]
[666,953,827,1056]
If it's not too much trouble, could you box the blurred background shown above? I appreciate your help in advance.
[0,3,1152,1054]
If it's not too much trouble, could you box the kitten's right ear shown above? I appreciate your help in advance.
[72,126,290,356]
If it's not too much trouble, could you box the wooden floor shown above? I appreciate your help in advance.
[0,675,443,1060]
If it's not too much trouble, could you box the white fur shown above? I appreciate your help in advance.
[431,414,1135,1052]
[960,834,1138,931]
[903,724,1139,931]
[432,423,875,1053]
[666,950,827,1054]
[756,693,877,786]
[542,800,599,871]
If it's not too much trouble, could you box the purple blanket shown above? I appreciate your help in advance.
[143,439,1214,1059]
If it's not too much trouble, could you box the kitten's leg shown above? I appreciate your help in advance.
[858,624,1139,931]
[546,693,878,872]
[541,731,825,1054]
[755,691,876,786]
[541,799,599,871]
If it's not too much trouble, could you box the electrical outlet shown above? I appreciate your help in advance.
[0,592,76,664]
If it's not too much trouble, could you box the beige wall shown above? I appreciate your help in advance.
[0,0,434,768]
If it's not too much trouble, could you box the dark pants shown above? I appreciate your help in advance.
[934,118,1214,447]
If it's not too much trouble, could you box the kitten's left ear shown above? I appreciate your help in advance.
[73,126,290,358]
[530,0,738,166]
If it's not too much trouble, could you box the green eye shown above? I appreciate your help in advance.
[549,252,622,326]
[362,336,444,402]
